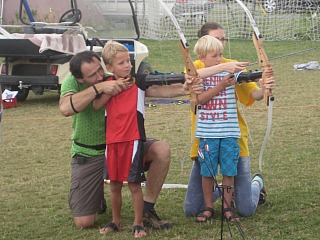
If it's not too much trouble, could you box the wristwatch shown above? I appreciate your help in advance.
[92,85,101,99]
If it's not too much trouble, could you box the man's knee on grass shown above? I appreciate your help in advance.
[74,215,97,229]
[145,141,171,167]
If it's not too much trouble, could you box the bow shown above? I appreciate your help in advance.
[157,0,198,114]
[234,0,275,173]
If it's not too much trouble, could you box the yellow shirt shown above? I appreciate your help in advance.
[190,58,258,159]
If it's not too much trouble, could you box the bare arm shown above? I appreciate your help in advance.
[197,62,249,79]
[251,75,275,101]
[92,77,134,109]
[146,75,203,98]
[59,86,97,117]
[146,84,187,98]
[197,75,235,105]
[59,80,128,117]
[93,93,112,110]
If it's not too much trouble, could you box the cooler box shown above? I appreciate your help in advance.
[2,89,18,109]
[2,98,17,109]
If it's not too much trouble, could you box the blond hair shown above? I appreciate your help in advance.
[102,40,128,66]
[194,35,223,58]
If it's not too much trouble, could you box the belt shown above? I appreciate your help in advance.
[74,141,106,150]
[72,154,88,164]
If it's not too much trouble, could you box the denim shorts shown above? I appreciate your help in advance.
[198,138,239,177]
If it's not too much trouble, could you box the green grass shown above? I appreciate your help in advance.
[0,40,320,239]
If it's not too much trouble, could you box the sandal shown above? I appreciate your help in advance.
[195,207,215,223]
[133,225,147,238]
[99,222,119,234]
[223,207,240,222]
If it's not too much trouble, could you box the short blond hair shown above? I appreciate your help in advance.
[102,40,128,66]
[194,35,223,58]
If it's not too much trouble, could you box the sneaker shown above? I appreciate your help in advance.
[143,208,172,229]
[253,173,267,205]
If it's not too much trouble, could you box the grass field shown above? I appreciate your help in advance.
[0,39,319,239]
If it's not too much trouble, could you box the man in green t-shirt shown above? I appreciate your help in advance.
[60,51,129,229]
[60,51,194,230]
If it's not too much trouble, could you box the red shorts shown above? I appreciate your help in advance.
[106,140,146,183]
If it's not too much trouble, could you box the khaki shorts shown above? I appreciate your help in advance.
[69,154,105,217]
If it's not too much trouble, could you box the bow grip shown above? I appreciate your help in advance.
[178,40,198,114]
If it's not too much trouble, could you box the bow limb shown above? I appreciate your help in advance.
[234,0,274,104]
[234,0,275,173]
[253,35,274,173]
[157,0,199,114]
[258,98,274,173]
[178,41,199,114]
[252,34,274,106]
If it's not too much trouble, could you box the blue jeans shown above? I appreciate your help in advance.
[184,156,260,217]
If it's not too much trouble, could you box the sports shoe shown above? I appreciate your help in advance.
[143,208,172,229]
[253,173,267,205]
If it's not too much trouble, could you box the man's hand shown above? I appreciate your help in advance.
[99,80,130,96]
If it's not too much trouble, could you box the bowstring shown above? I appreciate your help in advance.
[180,130,196,173]
[194,101,245,238]
[224,0,233,60]
[235,89,255,148]
[199,139,245,239]
[225,1,255,148]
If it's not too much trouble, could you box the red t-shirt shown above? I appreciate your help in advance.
[105,76,146,144]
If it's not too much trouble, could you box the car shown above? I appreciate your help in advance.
[172,0,215,25]
[263,0,320,13]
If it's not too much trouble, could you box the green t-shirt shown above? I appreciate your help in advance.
[60,75,106,157]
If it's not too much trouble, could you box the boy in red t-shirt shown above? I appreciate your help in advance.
[94,40,201,238]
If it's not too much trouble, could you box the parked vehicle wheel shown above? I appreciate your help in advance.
[263,0,277,13]
[14,88,29,102]
[137,62,153,75]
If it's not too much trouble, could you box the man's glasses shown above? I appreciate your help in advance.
[216,38,229,43]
